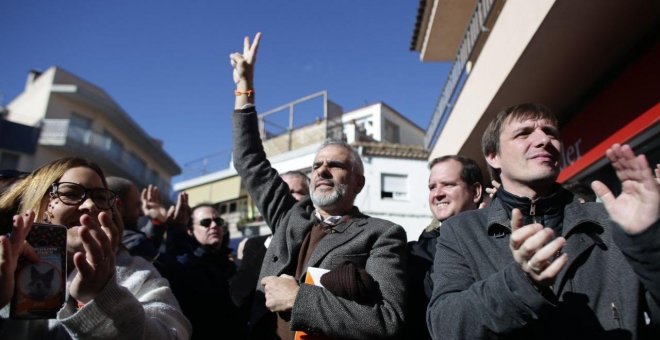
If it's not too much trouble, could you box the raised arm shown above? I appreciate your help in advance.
[230,33,298,230]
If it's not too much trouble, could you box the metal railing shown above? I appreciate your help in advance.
[39,118,173,197]
[177,91,341,179]
[424,0,495,149]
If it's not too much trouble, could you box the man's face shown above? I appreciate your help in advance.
[486,117,562,194]
[282,175,309,201]
[189,206,224,248]
[310,145,363,210]
[428,159,481,221]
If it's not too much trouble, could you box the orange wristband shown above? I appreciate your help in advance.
[235,89,254,97]
[77,301,86,310]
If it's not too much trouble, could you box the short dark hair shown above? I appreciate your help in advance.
[106,176,135,202]
[429,155,484,188]
[189,203,219,228]
[481,103,559,181]
[0,169,30,179]
[281,170,310,186]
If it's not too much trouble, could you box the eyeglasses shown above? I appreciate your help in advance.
[197,217,225,228]
[50,182,117,210]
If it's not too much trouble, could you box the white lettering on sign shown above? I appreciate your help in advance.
[561,138,582,169]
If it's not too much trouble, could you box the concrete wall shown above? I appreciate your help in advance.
[356,155,432,241]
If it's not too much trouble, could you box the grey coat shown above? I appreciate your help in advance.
[233,108,407,339]
[427,192,660,339]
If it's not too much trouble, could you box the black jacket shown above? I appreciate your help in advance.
[428,188,660,339]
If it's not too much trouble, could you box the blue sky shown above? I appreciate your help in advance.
[0,1,451,183]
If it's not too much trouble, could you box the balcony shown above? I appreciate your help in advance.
[39,118,173,198]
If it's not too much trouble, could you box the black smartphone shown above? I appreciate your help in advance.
[10,222,67,319]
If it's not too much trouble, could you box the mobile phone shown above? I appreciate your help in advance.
[10,222,67,319]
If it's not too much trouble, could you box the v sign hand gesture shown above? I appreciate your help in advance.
[230,32,261,86]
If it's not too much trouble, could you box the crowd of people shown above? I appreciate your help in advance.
[0,31,657,339]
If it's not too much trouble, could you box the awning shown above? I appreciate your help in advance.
[558,103,660,183]
[185,175,244,206]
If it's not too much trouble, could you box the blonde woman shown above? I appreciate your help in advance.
[0,157,191,339]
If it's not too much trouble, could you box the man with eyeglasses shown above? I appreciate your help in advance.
[155,203,241,339]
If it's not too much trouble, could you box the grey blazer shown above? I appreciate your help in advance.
[233,108,407,339]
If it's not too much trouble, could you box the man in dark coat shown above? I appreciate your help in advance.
[406,155,484,339]
[155,203,239,340]
[427,103,660,339]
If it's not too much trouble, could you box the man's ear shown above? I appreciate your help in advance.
[354,175,365,195]
[485,152,501,171]
[472,182,483,204]
[114,197,124,211]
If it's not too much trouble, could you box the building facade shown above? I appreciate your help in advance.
[174,97,433,241]
[1,66,181,198]
[412,0,659,191]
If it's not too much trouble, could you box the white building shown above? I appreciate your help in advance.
[174,95,433,241]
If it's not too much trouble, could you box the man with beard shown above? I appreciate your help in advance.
[230,32,407,339]
[427,103,660,339]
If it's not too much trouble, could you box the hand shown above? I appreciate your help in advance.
[509,209,568,287]
[141,185,167,223]
[654,163,660,186]
[261,274,299,312]
[479,180,501,209]
[166,192,191,226]
[0,211,39,307]
[591,144,659,234]
[69,212,118,304]
[230,32,261,86]
[486,180,500,198]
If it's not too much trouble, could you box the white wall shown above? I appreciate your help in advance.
[7,68,56,126]
[356,155,432,241]
[381,105,424,145]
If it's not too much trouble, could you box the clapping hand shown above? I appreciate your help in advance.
[142,185,168,223]
[167,192,191,226]
[509,209,568,287]
[591,144,659,234]
[0,211,39,307]
[69,212,118,304]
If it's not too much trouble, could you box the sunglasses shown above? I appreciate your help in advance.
[197,217,225,228]
[50,182,117,210]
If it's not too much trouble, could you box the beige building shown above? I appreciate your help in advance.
[1,66,180,197]
[412,0,659,186]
